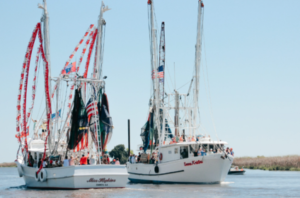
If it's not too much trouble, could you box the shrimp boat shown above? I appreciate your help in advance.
[15,0,128,189]
[127,0,233,184]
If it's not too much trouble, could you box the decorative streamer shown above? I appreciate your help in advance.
[26,47,41,124]
[16,24,40,143]
[16,23,52,173]
[51,24,94,99]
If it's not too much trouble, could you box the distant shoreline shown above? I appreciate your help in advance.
[2,155,300,171]
[0,162,16,168]
[233,155,300,171]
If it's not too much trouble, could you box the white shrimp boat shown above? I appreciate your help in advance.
[127,0,233,184]
[15,0,128,189]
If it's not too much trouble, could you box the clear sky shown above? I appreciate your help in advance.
[0,0,299,163]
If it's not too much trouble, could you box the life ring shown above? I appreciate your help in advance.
[16,163,23,177]
[154,166,159,173]
[159,153,163,161]
[35,170,40,182]
[39,169,47,182]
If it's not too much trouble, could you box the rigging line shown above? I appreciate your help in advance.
[176,80,191,91]
[203,34,218,139]
[100,25,106,79]
[165,62,175,90]
[165,75,172,97]
[59,82,68,133]
[36,54,45,120]
[174,62,176,90]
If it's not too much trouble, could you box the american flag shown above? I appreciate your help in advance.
[152,65,164,80]
[86,98,98,118]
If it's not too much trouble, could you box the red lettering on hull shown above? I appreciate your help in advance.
[184,160,203,166]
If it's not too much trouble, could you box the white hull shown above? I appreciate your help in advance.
[127,154,233,184]
[16,162,128,189]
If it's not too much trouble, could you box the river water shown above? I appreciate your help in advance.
[0,167,299,198]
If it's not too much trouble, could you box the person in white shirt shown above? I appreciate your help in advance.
[63,156,69,167]
[42,160,47,168]
[89,155,96,165]
[130,155,135,164]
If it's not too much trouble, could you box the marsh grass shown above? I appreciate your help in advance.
[0,162,17,167]
[233,155,300,171]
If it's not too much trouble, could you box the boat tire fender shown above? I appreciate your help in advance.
[154,166,159,173]
[35,170,40,182]
[39,169,47,182]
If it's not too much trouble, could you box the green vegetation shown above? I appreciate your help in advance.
[233,155,300,171]
[0,162,17,167]
[109,144,133,164]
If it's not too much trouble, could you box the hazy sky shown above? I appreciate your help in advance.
[0,0,299,163]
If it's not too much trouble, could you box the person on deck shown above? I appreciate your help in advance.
[150,155,155,164]
[90,155,96,165]
[230,148,234,156]
[191,136,196,142]
[111,159,116,165]
[175,135,179,143]
[201,149,207,156]
[131,155,135,164]
[69,156,75,166]
[194,149,198,157]
[38,158,42,168]
[42,159,47,168]
[74,156,79,165]
[179,135,183,142]
[87,152,90,165]
[80,154,88,165]
[137,153,141,162]
[197,149,201,156]
[115,158,120,165]
[226,147,230,154]
[63,156,69,167]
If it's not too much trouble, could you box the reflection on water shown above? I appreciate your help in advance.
[1,167,300,198]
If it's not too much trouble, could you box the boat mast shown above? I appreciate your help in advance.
[39,0,53,151]
[148,0,160,150]
[158,22,165,104]
[95,1,109,80]
[193,0,204,137]
[158,22,165,144]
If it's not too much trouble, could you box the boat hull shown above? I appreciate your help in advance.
[127,154,233,184]
[228,170,245,175]
[16,162,128,189]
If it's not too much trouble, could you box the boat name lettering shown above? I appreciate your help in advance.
[184,160,203,166]
[87,178,116,183]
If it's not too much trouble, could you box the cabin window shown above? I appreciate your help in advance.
[174,148,178,154]
[180,146,188,159]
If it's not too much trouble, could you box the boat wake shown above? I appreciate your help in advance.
[221,182,234,185]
